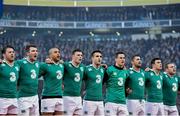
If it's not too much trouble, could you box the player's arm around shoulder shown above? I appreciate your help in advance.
[144,69,151,79]
[15,59,23,66]
[82,65,89,81]
[144,70,152,88]
[103,66,112,84]
[0,61,4,75]
[177,76,180,93]
[125,68,132,96]
[63,61,69,68]
[101,63,108,69]
[38,62,47,77]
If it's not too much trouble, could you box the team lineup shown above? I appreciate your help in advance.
[0,44,179,116]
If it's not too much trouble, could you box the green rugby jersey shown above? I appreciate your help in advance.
[17,59,40,97]
[145,70,163,103]
[163,72,180,106]
[0,61,19,98]
[84,65,105,101]
[127,68,145,100]
[63,61,85,96]
[40,63,64,97]
[105,65,128,104]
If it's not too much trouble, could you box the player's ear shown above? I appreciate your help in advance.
[115,57,117,62]
[2,53,5,59]
[91,56,94,60]
[131,60,133,65]
[26,52,29,56]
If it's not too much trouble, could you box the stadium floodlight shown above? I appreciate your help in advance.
[58,32,63,37]
[85,7,88,12]
[145,31,148,34]
[89,31,94,36]
[59,34,62,37]
[172,30,176,33]
[116,32,120,36]
[32,31,36,36]
[48,30,51,34]
[32,33,35,37]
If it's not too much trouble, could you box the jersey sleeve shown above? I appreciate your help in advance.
[103,68,110,84]
[145,71,150,80]
[125,69,130,87]
[177,76,180,91]
[63,62,68,73]
[15,60,24,75]
[0,64,3,76]
[145,71,150,87]
[61,64,65,76]
[83,66,88,81]
[15,60,23,67]
[177,76,180,84]
[126,69,130,77]
[39,62,47,77]
[162,72,166,83]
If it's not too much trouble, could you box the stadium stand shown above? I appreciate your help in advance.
[2,4,180,21]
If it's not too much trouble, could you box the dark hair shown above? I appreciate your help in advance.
[91,50,102,57]
[2,45,15,54]
[150,58,161,66]
[72,49,83,55]
[115,51,125,58]
[25,44,37,52]
[165,62,174,69]
[131,54,140,61]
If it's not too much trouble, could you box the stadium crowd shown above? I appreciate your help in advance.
[0,34,179,69]
[2,4,180,21]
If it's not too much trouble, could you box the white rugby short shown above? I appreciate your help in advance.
[105,102,129,116]
[164,105,178,116]
[145,102,164,115]
[18,95,39,116]
[83,100,104,116]
[0,98,18,115]
[41,98,63,113]
[63,96,82,116]
[127,99,145,115]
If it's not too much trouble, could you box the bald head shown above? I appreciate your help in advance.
[49,48,58,55]
[48,48,60,63]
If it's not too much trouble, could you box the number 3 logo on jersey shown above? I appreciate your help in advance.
[96,75,101,84]
[56,70,62,79]
[156,80,161,89]
[172,83,177,92]
[31,69,36,79]
[10,72,16,82]
[138,78,144,86]
[118,78,123,86]
[74,73,80,82]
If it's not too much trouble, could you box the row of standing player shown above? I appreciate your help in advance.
[0,44,179,116]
